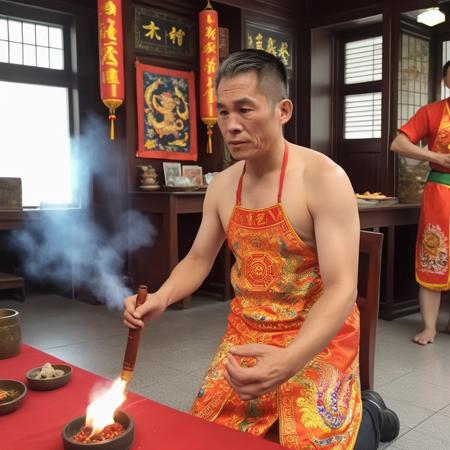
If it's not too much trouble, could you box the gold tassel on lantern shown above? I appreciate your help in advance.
[205,119,215,155]
[109,109,116,140]
[103,99,123,140]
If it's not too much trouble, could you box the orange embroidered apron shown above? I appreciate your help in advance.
[191,143,362,449]
[415,103,450,291]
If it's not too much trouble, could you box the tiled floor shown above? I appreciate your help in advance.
[2,293,450,449]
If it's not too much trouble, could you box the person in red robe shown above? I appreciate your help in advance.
[391,61,450,345]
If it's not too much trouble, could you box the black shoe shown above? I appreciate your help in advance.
[362,390,386,409]
[362,390,400,442]
[379,408,400,442]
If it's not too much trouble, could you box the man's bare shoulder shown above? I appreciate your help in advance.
[290,144,349,185]
[288,143,356,220]
[204,162,244,200]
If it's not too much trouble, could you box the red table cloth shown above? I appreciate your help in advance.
[1,344,283,450]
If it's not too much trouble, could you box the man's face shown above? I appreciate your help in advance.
[216,71,282,161]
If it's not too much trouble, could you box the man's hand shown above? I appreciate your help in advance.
[223,344,298,401]
[435,152,450,169]
[123,293,168,329]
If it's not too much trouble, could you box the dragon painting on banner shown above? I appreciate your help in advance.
[136,62,198,160]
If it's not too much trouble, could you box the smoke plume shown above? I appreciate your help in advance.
[9,116,155,309]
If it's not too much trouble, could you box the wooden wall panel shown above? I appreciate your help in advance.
[308,0,382,22]
[339,153,381,194]
[310,27,333,156]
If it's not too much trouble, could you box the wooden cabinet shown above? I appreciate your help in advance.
[359,203,421,319]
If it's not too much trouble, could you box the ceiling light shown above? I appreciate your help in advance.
[417,8,445,27]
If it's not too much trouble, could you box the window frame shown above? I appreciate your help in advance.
[439,33,450,100]
[335,25,383,145]
[0,0,78,207]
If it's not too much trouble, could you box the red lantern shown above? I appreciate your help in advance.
[199,1,219,154]
[98,0,125,140]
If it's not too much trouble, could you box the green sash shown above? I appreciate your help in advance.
[428,170,450,186]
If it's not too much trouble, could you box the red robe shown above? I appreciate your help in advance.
[400,99,450,290]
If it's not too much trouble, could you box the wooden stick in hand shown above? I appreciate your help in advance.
[121,285,148,385]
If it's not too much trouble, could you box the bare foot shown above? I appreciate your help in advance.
[413,329,436,345]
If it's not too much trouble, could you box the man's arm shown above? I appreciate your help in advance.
[124,178,226,328]
[224,159,360,399]
[155,182,226,306]
[286,161,360,364]
[391,133,450,169]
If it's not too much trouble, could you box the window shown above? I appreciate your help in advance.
[342,35,382,139]
[0,81,72,205]
[398,32,429,127]
[344,37,382,84]
[0,17,64,69]
[442,40,450,99]
[344,92,381,139]
[396,29,431,203]
[0,4,75,207]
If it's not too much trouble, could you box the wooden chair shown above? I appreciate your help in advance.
[357,230,383,391]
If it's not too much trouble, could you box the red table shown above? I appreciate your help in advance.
[1,344,282,450]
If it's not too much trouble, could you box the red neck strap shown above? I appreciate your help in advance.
[236,141,289,205]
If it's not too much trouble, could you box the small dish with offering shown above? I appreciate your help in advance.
[356,191,399,206]
[0,379,27,415]
[26,362,72,391]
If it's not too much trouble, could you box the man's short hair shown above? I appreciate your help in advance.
[443,61,450,78]
[215,49,288,103]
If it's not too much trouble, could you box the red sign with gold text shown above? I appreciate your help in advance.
[98,0,125,139]
[199,3,219,153]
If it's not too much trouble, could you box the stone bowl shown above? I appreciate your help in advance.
[62,410,134,450]
[0,308,21,359]
[26,364,72,390]
[0,379,27,415]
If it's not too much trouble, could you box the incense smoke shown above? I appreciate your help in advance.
[10,209,154,308]
[9,116,155,309]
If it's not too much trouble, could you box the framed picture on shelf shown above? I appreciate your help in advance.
[182,165,203,186]
[163,162,182,185]
[136,61,198,161]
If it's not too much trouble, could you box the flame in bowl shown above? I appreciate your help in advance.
[85,378,127,437]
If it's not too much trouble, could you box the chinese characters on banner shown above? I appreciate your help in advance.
[98,0,125,140]
[245,22,293,70]
[143,21,185,46]
[135,6,195,58]
[199,1,219,154]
